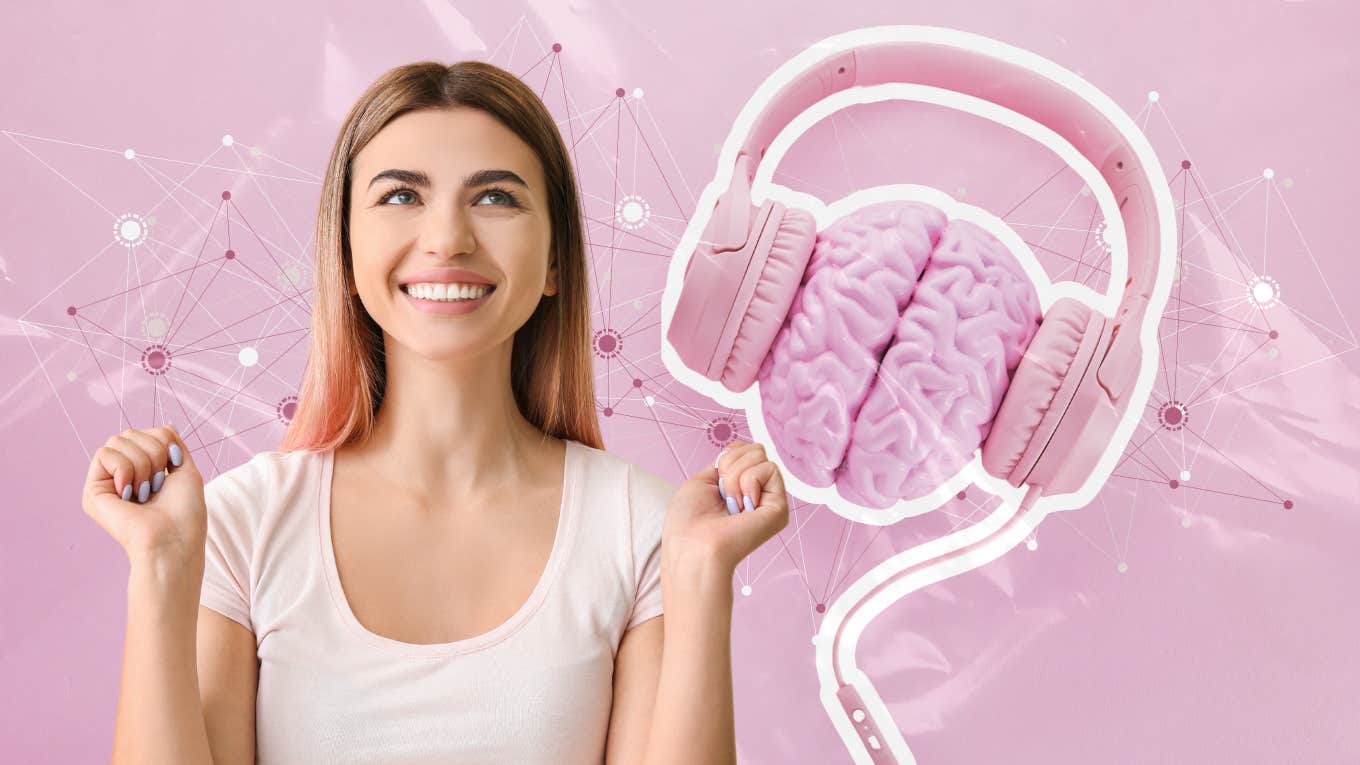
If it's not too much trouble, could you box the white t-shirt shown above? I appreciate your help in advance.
[198,438,675,764]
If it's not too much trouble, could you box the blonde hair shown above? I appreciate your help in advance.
[280,60,602,453]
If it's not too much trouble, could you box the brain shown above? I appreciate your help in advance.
[756,201,1042,508]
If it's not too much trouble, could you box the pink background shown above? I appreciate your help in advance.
[3,1,1357,762]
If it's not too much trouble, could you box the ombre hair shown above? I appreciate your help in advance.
[280,60,602,453]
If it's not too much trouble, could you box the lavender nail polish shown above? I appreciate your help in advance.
[718,476,728,501]
[743,495,755,512]
[138,480,151,504]
[151,470,165,493]
[169,443,183,467]
[726,495,740,515]
[121,483,133,502]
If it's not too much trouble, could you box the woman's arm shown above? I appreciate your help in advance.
[111,552,216,765]
[643,553,737,765]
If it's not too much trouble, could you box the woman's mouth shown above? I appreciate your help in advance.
[399,282,497,315]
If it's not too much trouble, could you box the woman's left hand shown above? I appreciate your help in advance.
[661,439,790,575]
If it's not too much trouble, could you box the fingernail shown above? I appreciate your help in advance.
[151,470,165,493]
[169,443,183,467]
[138,480,151,504]
[743,495,754,513]
[121,483,133,502]
[718,474,728,500]
[726,495,740,515]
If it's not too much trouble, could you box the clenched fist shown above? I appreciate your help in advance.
[80,425,206,565]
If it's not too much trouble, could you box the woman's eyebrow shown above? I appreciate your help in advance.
[366,168,529,191]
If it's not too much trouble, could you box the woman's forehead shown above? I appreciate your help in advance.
[353,108,539,186]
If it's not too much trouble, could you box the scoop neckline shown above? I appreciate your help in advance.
[317,438,581,658]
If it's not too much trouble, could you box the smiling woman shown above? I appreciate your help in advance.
[179,60,680,765]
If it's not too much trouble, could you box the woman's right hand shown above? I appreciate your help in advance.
[81,425,206,565]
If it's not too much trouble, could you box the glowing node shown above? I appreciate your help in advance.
[238,346,259,367]
[123,149,135,160]
[1179,469,1191,482]
[140,344,172,376]
[1267,347,1279,359]
[1247,275,1281,309]
[66,371,77,382]
[615,194,651,230]
[1147,90,1160,102]
[592,328,622,358]
[741,585,752,596]
[277,263,305,291]
[1181,517,1192,528]
[1025,537,1038,551]
[222,134,234,146]
[1117,562,1128,573]
[224,427,235,437]
[1262,167,1274,179]
[277,395,298,424]
[1158,400,1188,431]
[632,87,644,99]
[142,311,170,342]
[114,213,149,248]
[1093,219,1112,253]
[644,395,655,406]
[706,417,738,447]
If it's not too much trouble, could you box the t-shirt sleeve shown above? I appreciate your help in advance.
[199,451,270,633]
[625,462,677,632]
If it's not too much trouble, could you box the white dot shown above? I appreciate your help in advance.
[1181,517,1192,528]
[1263,167,1274,179]
[1147,90,1160,102]
[120,220,142,241]
[852,709,866,722]
[810,634,818,646]
[1268,347,1279,359]
[1025,538,1038,551]
[644,395,655,407]
[632,87,644,99]
[1117,562,1128,573]
[224,427,235,437]
[622,201,644,223]
[222,134,234,146]
[740,585,752,596]
[123,149,136,160]
[238,346,259,367]
[1253,280,1275,303]
[66,370,77,381]
[1179,469,1191,481]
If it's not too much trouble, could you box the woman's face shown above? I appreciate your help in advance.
[347,106,556,359]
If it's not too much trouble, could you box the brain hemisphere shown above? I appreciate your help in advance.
[836,219,1042,508]
[758,201,946,487]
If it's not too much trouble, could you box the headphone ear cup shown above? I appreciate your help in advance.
[981,297,1096,484]
[716,206,817,391]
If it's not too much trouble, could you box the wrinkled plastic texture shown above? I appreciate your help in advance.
[2,2,1357,764]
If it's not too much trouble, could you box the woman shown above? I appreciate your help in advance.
[80,60,789,764]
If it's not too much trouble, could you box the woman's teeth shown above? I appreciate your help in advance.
[403,282,493,301]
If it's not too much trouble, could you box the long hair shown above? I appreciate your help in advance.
[280,60,601,453]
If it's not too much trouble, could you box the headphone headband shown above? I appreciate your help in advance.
[721,32,1170,405]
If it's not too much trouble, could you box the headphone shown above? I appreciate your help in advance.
[661,26,1175,764]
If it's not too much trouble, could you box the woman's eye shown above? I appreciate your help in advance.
[380,189,416,206]
[477,189,517,207]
